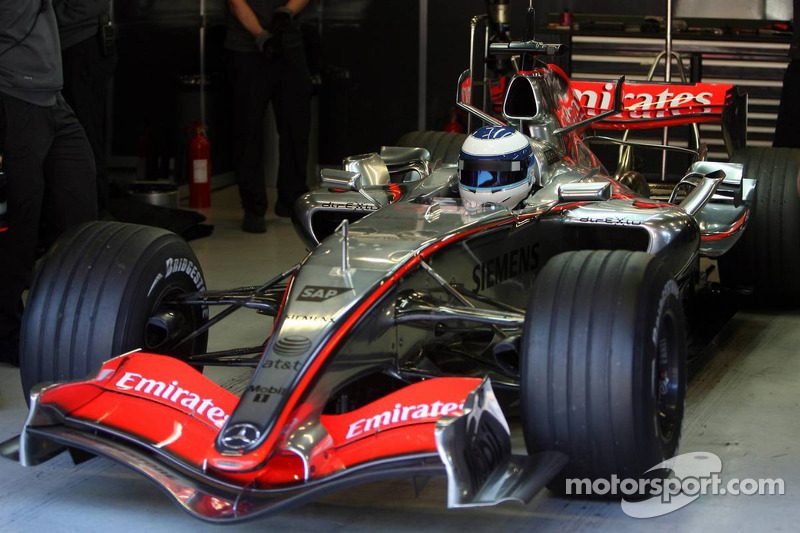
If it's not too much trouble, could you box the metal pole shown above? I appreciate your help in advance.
[418,0,428,131]
[107,0,115,165]
[468,17,477,132]
[661,0,672,181]
[199,0,207,128]
[483,23,489,113]
[665,0,672,83]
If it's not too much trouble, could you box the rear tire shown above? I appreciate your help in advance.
[20,221,208,398]
[396,131,467,165]
[520,250,687,491]
[718,147,800,304]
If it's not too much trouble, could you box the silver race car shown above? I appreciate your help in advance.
[3,33,798,523]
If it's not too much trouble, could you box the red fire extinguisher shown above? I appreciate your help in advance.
[189,122,211,208]
[443,108,464,133]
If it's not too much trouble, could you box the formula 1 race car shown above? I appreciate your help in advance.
[3,32,799,523]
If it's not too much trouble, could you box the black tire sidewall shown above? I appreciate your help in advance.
[113,240,208,363]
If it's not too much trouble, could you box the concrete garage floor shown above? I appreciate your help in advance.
[1,185,799,531]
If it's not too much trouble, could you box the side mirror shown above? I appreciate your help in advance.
[557,181,611,202]
[319,168,383,209]
[343,152,390,186]
[320,169,362,191]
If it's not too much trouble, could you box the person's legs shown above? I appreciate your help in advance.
[232,52,272,224]
[0,95,53,365]
[273,52,312,213]
[61,37,116,213]
[41,95,97,248]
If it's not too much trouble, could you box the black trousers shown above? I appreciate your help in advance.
[774,60,800,148]
[0,93,97,359]
[230,47,312,217]
[62,34,117,212]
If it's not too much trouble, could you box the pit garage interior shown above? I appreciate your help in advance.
[1,0,799,530]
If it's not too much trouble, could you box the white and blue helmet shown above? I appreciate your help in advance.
[458,126,535,209]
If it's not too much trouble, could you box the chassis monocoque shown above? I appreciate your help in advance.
[3,39,800,523]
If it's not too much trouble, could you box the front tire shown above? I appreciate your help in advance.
[20,222,208,398]
[521,250,687,490]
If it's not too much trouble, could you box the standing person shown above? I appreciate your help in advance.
[54,0,117,214]
[774,0,800,148]
[0,0,97,365]
[226,0,312,233]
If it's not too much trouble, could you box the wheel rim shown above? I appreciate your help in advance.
[655,309,682,443]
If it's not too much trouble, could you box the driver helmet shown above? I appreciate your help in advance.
[458,126,535,209]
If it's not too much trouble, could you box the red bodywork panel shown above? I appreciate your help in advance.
[37,352,481,488]
[570,79,732,130]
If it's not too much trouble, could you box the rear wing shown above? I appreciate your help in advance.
[570,80,747,153]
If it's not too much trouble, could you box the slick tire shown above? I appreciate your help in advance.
[20,221,208,399]
[396,131,467,165]
[521,250,687,493]
[718,147,800,304]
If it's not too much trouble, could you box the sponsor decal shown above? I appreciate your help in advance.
[246,384,288,403]
[296,285,350,302]
[165,257,206,291]
[570,80,727,122]
[543,146,561,165]
[286,313,335,324]
[577,216,643,226]
[115,371,229,428]
[273,335,312,356]
[472,243,540,292]
[345,400,464,440]
[220,423,261,449]
[320,200,379,211]
[260,359,303,371]
[149,257,206,298]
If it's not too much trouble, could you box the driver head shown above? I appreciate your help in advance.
[458,126,534,209]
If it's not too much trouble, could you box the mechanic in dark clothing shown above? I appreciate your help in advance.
[54,0,117,213]
[226,0,312,233]
[774,0,800,147]
[0,0,97,365]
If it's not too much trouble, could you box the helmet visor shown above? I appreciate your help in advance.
[458,159,529,189]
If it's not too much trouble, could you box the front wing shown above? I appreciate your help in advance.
[2,353,565,522]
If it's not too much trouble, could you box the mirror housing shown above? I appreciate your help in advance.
[557,181,612,202]
[343,152,390,186]
[320,169,362,191]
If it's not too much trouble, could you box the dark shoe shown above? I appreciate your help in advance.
[275,202,292,218]
[242,212,267,233]
[0,334,20,367]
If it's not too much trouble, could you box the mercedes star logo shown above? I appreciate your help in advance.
[221,423,262,449]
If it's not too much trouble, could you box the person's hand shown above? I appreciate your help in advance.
[255,8,293,60]
[270,7,293,38]
[255,29,279,59]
